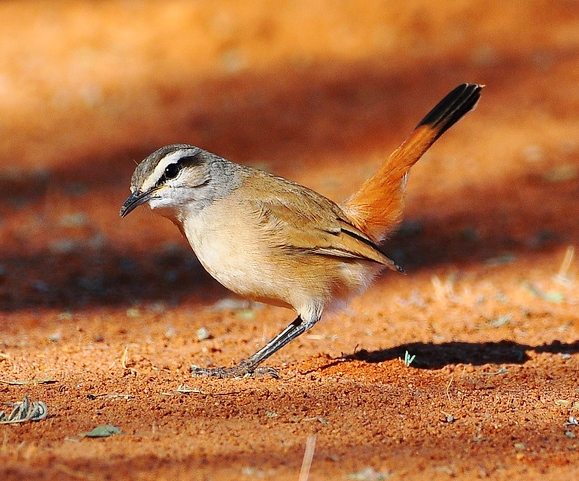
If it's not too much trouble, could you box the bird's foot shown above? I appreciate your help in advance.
[191,360,279,379]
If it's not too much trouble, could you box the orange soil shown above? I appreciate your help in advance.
[2,1,579,480]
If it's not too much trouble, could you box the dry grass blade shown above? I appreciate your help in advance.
[0,378,56,385]
[554,246,575,286]
[431,275,458,303]
[298,435,317,481]
[481,367,508,376]
[121,345,130,369]
[109,345,138,374]
[160,384,208,396]
[445,375,454,401]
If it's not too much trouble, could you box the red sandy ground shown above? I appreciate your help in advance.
[1,1,579,480]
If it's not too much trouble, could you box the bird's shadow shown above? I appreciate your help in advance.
[325,340,579,370]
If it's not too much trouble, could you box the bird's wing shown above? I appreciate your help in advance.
[249,177,400,271]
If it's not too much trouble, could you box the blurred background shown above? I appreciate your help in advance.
[3,5,579,479]
[1,0,578,309]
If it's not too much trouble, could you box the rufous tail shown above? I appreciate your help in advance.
[343,83,483,242]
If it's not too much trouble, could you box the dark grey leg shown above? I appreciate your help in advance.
[191,315,313,378]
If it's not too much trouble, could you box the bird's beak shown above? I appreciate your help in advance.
[120,190,153,218]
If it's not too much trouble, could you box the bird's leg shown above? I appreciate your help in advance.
[192,315,315,379]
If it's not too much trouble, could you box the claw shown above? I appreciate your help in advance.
[190,361,279,379]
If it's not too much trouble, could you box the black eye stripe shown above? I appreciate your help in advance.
[177,155,200,165]
[155,152,202,187]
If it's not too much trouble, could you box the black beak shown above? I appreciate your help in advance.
[120,190,152,218]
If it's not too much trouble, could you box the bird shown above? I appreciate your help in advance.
[120,83,482,378]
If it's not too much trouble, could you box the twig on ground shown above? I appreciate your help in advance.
[0,378,56,385]
[86,393,133,401]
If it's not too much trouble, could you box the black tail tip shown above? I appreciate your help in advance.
[416,83,484,138]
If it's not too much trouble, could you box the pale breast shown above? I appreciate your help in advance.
[181,198,297,309]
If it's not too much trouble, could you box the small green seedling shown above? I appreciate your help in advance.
[403,351,416,367]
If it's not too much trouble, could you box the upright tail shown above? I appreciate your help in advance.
[342,83,483,242]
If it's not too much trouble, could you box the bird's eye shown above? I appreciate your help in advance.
[164,163,180,180]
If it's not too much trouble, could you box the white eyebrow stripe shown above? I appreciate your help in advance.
[140,149,192,192]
